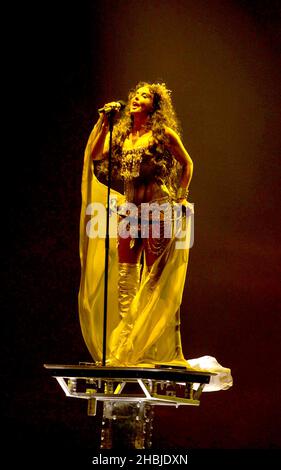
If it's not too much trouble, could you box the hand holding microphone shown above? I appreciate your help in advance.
[93,99,126,138]
[98,100,126,114]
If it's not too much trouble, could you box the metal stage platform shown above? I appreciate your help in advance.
[44,363,214,410]
[44,364,215,449]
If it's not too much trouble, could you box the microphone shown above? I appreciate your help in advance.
[98,100,126,114]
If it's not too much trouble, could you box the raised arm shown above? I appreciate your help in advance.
[89,113,110,161]
[165,126,194,201]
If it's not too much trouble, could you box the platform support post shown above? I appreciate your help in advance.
[100,401,155,449]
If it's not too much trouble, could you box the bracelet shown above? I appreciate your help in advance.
[177,187,189,199]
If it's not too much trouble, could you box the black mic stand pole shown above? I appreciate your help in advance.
[102,110,115,367]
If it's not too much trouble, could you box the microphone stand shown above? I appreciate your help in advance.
[102,109,115,367]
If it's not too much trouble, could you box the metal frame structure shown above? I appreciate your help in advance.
[44,364,215,415]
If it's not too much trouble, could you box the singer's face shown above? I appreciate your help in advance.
[130,87,154,116]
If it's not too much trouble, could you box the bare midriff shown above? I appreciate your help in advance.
[125,180,170,205]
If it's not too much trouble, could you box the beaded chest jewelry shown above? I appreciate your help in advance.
[120,147,145,181]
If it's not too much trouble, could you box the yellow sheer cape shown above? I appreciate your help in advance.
[78,126,233,391]
[78,125,192,366]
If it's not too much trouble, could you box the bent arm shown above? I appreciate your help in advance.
[89,114,110,161]
[165,127,194,196]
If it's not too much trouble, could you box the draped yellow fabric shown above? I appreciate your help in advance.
[78,127,233,391]
[78,126,193,367]
[78,127,122,362]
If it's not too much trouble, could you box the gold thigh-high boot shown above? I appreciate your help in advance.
[118,262,141,318]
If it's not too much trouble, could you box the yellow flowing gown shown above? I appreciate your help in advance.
[78,126,233,391]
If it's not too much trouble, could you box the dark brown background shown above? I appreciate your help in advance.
[5,0,281,465]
